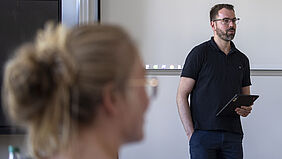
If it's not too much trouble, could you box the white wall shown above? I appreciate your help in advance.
[101,0,282,69]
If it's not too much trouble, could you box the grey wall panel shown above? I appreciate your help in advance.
[62,0,79,27]
[242,76,282,159]
[120,76,189,159]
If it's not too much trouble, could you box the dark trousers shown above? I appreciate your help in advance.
[189,130,243,159]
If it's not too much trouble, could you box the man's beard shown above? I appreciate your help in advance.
[216,27,236,41]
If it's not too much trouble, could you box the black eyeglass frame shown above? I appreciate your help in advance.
[212,18,240,25]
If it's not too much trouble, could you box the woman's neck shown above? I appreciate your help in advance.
[53,124,121,159]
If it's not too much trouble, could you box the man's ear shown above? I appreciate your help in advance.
[101,83,120,116]
[210,21,216,32]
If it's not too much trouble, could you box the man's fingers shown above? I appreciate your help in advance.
[235,107,251,117]
[241,106,252,111]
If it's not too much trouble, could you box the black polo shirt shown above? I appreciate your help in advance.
[181,37,251,134]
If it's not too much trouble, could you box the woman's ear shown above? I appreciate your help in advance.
[101,83,121,116]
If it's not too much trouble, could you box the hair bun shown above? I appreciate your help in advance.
[3,23,76,123]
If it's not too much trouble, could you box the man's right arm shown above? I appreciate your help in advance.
[176,77,195,140]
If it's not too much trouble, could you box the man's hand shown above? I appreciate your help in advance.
[235,106,252,117]
[187,129,194,141]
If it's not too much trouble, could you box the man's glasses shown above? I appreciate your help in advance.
[213,18,240,25]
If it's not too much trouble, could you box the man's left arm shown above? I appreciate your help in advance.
[235,86,252,117]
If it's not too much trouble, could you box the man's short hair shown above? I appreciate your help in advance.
[210,4,235,22]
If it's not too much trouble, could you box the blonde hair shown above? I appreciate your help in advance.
[2,23,138,158]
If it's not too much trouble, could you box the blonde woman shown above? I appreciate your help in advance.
[2,24,155,159]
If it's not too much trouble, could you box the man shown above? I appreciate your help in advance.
[176,4,252,159]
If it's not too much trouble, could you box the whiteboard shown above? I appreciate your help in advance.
[101,0,282,69]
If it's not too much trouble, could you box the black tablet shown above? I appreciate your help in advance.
[216,94,259,117]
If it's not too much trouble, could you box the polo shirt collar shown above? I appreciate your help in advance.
[210,37,237,55]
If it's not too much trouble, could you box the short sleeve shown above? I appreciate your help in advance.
[242,57,252,87]
[181,46,205,81]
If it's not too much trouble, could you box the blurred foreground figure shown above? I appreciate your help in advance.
[3,23,151,159]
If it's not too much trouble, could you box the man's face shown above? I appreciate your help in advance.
[212,8,237,41]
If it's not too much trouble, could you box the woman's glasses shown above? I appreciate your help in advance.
[128,77,159,99]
